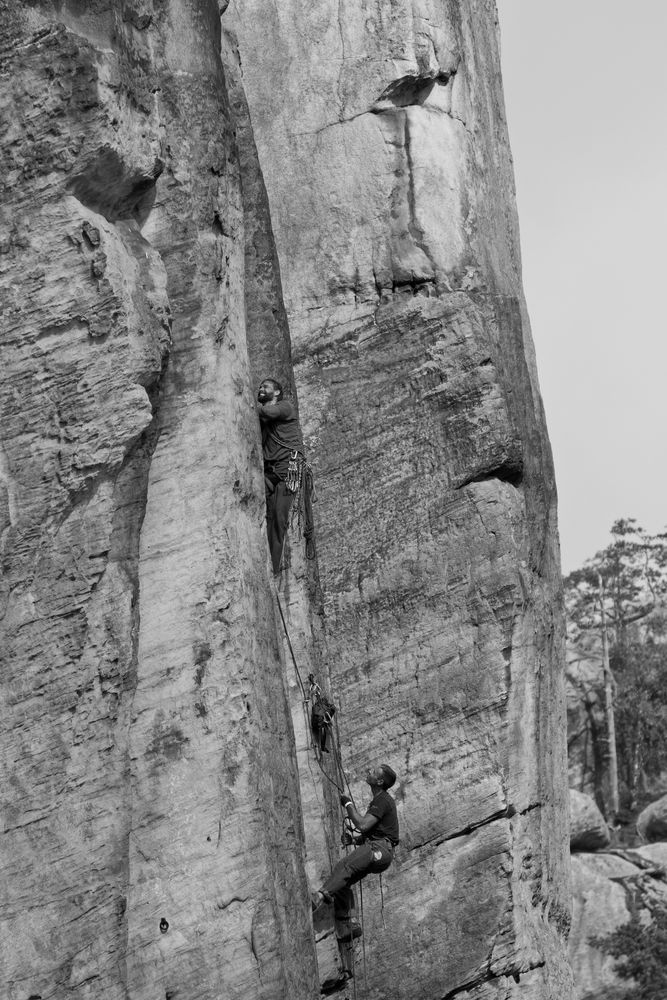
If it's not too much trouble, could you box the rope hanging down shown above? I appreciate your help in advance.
[274,589,368,995]
[274,589,353,800]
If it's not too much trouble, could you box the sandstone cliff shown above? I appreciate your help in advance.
[1,2,571,999]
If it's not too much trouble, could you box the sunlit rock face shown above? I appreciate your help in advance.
[1,4,316,999]
[224,0,571,997]
[2,1,570,999]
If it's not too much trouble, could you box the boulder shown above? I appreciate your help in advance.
[635,842,667,869]
[637,794,667,842]
[570,848,667,999]
[570,789,611,851]
[570,853,637,999]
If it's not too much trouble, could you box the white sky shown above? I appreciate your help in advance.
[495,1,667,572]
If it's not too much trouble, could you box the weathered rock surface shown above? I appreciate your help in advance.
[2,2,571,999]
[570,789,611,852]
[224,1,571,997]
[1,4,316,999]
[634,842,667,868]
[637,794,667,843]
[570,847,667,999]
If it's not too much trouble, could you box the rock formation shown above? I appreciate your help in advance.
[570,789,611,852]
[637,794,667,843]
[570,845,667,999]
[1,2,571,999]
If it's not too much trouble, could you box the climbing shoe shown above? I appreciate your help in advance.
[311,890,333,911]
[320,970,352,995]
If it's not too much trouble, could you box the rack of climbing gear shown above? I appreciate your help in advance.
[285,450,316,559]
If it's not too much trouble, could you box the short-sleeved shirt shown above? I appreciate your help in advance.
[258,400,303,478]
[367,790,399,846]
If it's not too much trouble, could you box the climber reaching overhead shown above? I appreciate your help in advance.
[257,377,304,574]
[312,764,399,942]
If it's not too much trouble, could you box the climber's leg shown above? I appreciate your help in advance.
[320,844,375,919]
[266,480,292,573]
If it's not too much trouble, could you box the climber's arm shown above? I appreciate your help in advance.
[257,400,293,422]
[340,798,379,835]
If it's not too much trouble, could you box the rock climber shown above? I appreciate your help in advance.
[312,764,399,940]
[257,376,304,574]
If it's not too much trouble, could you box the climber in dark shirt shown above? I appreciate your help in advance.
[312,764,399,937]
[257,377,304,573]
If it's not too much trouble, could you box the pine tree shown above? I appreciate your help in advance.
[565,520,667,820]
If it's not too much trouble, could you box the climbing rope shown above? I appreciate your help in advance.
[274,590,350,801]
[274,588,381,996]
[359,880,368,994]
[286,452,316,559]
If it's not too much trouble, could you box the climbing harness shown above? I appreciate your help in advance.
[274,590,389,997]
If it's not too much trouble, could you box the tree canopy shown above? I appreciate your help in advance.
[565,519,667,643]
[564,519,667,819]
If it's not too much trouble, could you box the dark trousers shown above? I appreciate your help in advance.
[265,478,293,574]
[321,841,393,920]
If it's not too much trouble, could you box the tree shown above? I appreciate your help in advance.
[565,520,667,820]
[590,899,667,1000]
[613,635,667,805]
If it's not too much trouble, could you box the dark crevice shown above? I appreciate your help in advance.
[408,805,516,852]
[391,275,437,296]
[373,69,457,112]
[212,211,231,239]
[455,458,524,490]
[519,801,542,816]
[441,960,545,999]
[122,7,153,31]
[220,27,296,392]
[297,67,461,136]
[68,146,163,224]
[444,804,516,842]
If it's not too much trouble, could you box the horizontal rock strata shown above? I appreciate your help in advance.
[2,1,571,999]
[1,3,316,999]
[224,1,572,997]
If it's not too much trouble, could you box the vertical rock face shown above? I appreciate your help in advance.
[1,3,570,1000]
[224,1,571,997]
[1,3,316,998]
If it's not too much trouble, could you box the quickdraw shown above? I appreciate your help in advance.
[285,450,302,494]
